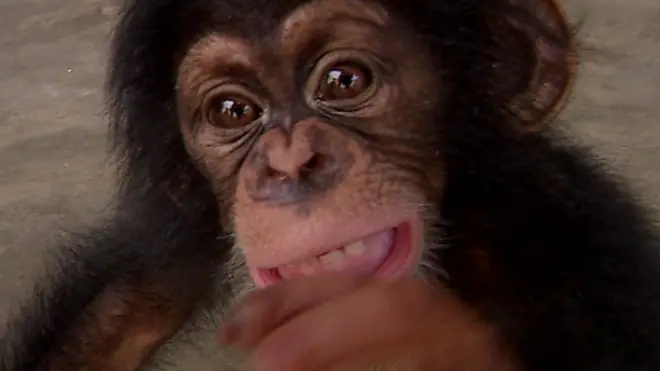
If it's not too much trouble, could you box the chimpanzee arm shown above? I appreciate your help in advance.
[0,211,225,371]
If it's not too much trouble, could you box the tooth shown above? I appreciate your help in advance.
[319,250,344,270]
[345,241,367,256]
[300,260,317,275]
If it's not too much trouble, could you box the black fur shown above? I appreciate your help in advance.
[2,0,660,370]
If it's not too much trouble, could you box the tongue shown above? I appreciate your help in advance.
[277,228,395,280]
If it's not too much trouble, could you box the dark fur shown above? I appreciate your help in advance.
[2,0,660,370]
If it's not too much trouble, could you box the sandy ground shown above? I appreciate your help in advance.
[0,0,658,347]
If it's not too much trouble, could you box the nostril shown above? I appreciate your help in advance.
[264,166,288,182]
[300,153,325,178]
[261,152,329,184]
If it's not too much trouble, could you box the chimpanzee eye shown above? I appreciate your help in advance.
[315,62,373,101]
[208,95,263,128]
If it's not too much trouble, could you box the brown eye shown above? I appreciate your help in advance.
[316,63,372,101]
[208,96,262,128]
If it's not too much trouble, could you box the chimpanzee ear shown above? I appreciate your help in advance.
[489,0,578,130]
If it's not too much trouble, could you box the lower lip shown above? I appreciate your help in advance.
[254,221,416,287]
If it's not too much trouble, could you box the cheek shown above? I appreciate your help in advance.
[184,126,250,188]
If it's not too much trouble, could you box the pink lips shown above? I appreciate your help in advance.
[255,221,417,287]
[276,228,395,280]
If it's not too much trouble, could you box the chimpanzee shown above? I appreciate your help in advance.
[1,0,660,370]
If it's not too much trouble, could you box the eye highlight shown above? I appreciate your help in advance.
[316,63,372,101]
[207,95,263,129]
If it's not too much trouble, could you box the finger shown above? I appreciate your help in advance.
[220,272,370,348]
[252,278,441,371]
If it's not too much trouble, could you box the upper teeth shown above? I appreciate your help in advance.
[278,240,370,278]
[319,250,345,270]
[300,261,317,275]
[275,228,395,280]
[345,241,367,256]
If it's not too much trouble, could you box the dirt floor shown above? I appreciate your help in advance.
[0,0,659,350]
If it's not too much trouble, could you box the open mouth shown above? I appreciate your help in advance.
[254,221,418,287]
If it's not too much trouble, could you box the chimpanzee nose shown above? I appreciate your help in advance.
[265,142,325,182]
[245,126,342,204]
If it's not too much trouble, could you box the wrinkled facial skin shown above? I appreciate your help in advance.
[176,0,444,287]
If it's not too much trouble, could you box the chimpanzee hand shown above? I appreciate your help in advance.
[219,275,515,371]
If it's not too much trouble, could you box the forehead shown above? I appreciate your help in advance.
[211,0,390,37]
[179,0,394,77]
[191,0,392,53]
[279,0,389,36]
